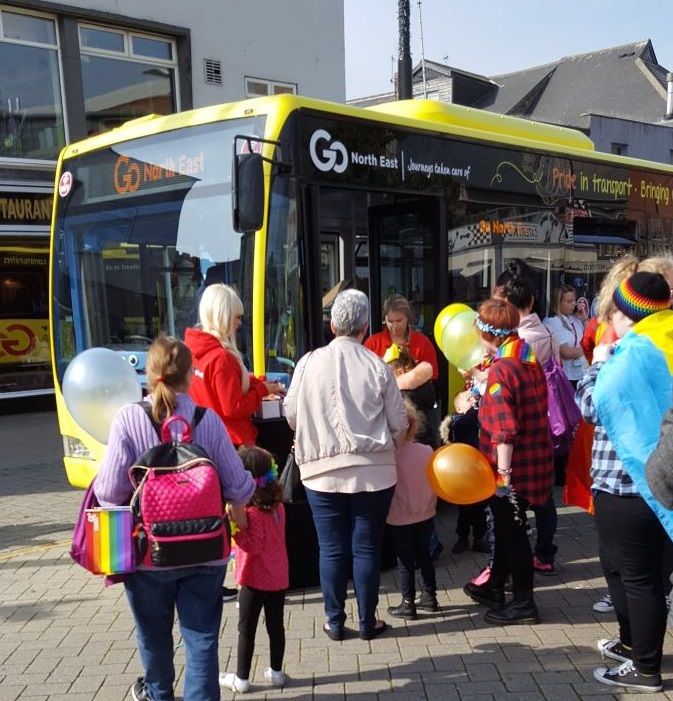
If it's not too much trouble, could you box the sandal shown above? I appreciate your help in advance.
[323,622,344,641]
[360,619,387,641]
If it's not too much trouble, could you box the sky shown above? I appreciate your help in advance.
[344,0,673,100]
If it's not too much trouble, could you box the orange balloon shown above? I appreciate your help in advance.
[426,443,496,505]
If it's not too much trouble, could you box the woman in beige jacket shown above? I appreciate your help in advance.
[284,289,407,642]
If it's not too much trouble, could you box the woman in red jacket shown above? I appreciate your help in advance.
[185,283,284,447]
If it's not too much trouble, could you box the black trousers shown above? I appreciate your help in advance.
[237,586,286,679]
[389,518,436,601]
[594,491,668,674]
[456,501,488,539]
[489,494,534,596]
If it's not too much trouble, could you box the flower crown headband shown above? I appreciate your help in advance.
[254,459,279,488]
[475,315,518,337]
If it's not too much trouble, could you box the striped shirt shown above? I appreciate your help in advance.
[575,363,636,496]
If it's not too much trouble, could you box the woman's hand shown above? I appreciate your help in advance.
[226,503,248,530]
[592,344,611,364]
[264,381,286,397]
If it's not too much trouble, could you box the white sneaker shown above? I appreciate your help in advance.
[219,673,250,693]
[264,667,287,687]
[592,593,615,613]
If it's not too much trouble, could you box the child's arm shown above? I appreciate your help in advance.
[232,509,267,554]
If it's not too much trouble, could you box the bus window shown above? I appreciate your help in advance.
[265,175,304,375]
[52,116,265,382]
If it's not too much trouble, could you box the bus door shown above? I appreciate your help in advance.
[367,196,448,411]
[367,198,442,339]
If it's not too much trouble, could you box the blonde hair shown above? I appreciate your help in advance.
[550,284,576,316]
[146,336,192,424]
[198,284,249,392]
[638,256,673,278]
[403,397,424,442]
[596,254,639,322]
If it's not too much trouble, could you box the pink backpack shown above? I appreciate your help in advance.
[129,406,230,568]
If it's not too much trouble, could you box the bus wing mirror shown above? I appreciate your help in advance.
[232,152,264,233]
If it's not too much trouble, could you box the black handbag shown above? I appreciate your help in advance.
[279,447,305,504]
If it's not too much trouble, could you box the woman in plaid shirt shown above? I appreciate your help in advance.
[463,298,553,625]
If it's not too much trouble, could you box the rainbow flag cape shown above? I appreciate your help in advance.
[593,309,673,538]
[84,507,135,575]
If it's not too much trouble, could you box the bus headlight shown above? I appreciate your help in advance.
[63,436,93,459]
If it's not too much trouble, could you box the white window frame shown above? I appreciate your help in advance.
[78,22,179,112]
[244,76,297,98]
[78,23,176,66]
[0,4,68,166]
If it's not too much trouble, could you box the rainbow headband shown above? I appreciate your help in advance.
[475,315,518,337]
[254,460,279,488]
[613,279,670,321]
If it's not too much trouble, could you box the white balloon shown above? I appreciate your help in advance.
[63,347,142,444]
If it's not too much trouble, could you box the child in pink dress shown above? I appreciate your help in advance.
[386,400,438,620]
[220,446,289,693]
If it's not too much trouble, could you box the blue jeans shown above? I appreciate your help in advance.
[124,565,226,701]
[305,486,394,635]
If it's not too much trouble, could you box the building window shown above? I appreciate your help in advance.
[78,23,178,135]
[245,77,297,98]
[611,142,628,156]
[670,149,673,165]
[0,7,65,161]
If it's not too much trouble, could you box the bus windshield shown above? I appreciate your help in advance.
[52,116,265,382]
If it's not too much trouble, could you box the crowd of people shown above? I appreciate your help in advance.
[90,252,673,698]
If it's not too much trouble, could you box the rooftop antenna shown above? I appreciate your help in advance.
[417,0,428,98]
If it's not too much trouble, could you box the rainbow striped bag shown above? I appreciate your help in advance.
[71,483,136,575]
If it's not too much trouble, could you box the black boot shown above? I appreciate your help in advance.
[416,591,439,612]
[484,591,539,625]
[387,599,417,620]
[463,580,505,609]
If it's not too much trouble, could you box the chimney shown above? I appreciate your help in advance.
[666,73,673,120]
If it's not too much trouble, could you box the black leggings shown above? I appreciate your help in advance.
[595,491,668,674]
[489,494,534,596]
[237,586,286,679]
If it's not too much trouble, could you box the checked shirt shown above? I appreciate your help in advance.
[575,362,636,496]
[478,340,554,506]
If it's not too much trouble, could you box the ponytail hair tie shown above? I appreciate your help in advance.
[156,376,165,383]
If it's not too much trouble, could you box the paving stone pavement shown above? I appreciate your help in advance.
[2,411,673,700]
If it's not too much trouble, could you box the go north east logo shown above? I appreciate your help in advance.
[309,129,398,174]
[309,129,348,173]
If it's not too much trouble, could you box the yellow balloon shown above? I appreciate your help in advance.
[433,303,472,346]
[440,309,484,369]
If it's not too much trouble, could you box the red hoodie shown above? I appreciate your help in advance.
[184,327,268,446]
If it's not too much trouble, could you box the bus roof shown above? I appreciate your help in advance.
[59,94,673,177]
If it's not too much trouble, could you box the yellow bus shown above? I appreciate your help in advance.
[50,94,673,487]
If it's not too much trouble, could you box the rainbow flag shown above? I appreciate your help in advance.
[84,507,135,575]
[593,309,673,538]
